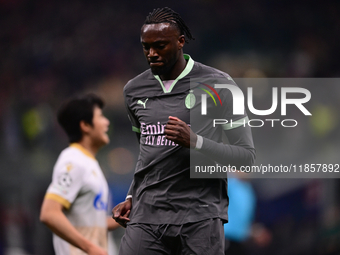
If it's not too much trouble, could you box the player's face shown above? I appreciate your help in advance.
[89,106,110,147]
[141,23,184,76]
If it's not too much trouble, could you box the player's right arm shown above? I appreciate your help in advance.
[114,92,139,226]
[125,101,141,144]
[112,123,133,227]
[112,197,132,228]
[40,198,108,255]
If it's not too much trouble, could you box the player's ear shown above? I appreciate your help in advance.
[178,35,185,50]
[80,120,91,134]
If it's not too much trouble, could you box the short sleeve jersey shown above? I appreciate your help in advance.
[124,55,248,225]
[45,143,109,255]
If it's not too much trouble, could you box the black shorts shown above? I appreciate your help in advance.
[118,218,225,255]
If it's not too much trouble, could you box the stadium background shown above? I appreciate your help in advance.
[0,0,340,254]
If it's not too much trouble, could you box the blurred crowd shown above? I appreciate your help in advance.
[0,0,340,254]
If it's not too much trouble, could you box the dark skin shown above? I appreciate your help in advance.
[141,23,186,80]
[112,23,197,228]
[165,116,197,148]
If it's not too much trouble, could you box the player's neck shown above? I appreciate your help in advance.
[160,54,187,81]
[77,138,99,158]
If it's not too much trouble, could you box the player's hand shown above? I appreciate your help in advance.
[112,198,131,228]
[87,243,108,255]
[164,116,197,148]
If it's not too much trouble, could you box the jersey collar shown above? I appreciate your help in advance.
[70,143,96,160]
[153,54,194,93]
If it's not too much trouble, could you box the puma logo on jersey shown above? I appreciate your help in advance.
[137,98,148,108]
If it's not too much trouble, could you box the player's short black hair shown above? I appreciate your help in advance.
[57,93,104,143]
[144,7,194,43]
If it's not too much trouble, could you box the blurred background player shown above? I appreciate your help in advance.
[40,94,120,255]
[224,172,272,255]
[224,172,256,255]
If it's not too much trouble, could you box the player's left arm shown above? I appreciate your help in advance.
[164,116,255,169]
[199,124,255,168]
